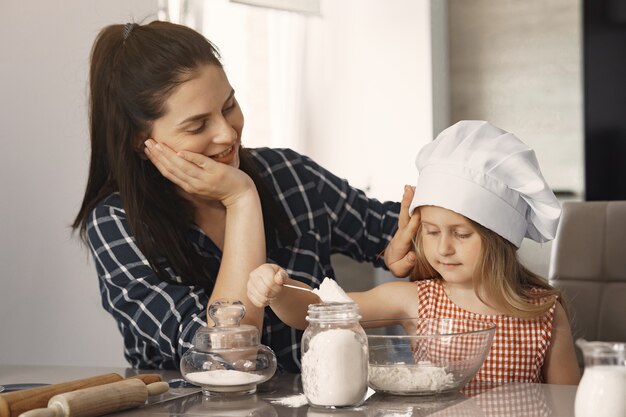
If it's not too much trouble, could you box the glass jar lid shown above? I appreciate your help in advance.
[306,302,361,322]
[193,299,259,350]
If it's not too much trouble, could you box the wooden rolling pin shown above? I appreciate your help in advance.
[16,379,169,417]
[0,374,161,417]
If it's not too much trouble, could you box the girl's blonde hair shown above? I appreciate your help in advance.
[410,215,563,319]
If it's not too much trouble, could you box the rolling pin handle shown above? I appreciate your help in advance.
[17,404,62,417]
[146,382,169,397]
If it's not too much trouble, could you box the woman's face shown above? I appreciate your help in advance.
[150,64,244,168]
[419,206,482,286]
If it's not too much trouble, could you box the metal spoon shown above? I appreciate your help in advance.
[282,284,315,294]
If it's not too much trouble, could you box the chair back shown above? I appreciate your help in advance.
[548,201,626,344]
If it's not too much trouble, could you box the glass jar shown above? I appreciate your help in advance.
[180,299,277,396]
[575,339,626,417]
[301,302,368,408]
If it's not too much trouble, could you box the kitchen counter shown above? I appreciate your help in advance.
[0,365,577,416]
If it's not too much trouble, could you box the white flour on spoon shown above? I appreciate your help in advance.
[312,277,352,303]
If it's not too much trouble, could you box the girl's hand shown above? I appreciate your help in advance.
[384,185,420,277]
[144,139,255,208]
[247,264,288,308]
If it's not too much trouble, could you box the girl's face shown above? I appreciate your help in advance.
[150,64,244,168]
[419,206,482,286]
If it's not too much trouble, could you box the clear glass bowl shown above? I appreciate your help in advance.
[180,300,277,395]
[364,318,496,396]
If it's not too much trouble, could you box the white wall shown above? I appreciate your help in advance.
[448,0,584,197]
[299,1,448,289]
[0,1,443,367]
[0,1,157,367]
[302,0,440,203]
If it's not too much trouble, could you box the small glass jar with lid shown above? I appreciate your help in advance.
[301,302,368,408]
[180,299,277,396]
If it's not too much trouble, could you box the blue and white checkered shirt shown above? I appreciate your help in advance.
[87,148,400,371]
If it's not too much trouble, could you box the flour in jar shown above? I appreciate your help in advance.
[368,363,455,392]
[301,328,367,406]
[312,277,352,303]
[185,369,265,386]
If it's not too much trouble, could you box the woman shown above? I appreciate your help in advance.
[73,21,414,371]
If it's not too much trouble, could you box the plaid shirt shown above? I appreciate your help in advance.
[87,148,400,371]
[415,279,556,396]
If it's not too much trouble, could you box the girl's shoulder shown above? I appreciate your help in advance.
[527,286,559,305]
[414,277,444,289]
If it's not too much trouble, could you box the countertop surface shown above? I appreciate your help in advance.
[0,365,577,416]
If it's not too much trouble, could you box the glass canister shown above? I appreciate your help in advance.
[301,302,368,408]
[180,299,277,396]
[575,339,626,417]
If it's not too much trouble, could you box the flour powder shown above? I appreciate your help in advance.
[270,394,308,407]
[368,363,455,392]
[301,328,367,406]
[186,369,265,386]
[312,278,353,303]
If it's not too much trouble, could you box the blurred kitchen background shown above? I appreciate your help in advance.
[1,0,624,367]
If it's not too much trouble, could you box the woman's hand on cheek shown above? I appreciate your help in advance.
[384,185,419,277]
[144,139,254,207]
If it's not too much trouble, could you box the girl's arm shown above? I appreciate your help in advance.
[247,265,420,329]
[542,302,581,384]
[349,281,419,323]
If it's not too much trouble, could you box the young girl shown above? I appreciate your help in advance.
[247,120,581,390]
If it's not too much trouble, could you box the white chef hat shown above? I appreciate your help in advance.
[408,120,561,248]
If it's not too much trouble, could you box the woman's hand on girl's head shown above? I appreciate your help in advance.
[384,185,420,277]
[247,263,288,308]
[144,139,255,208]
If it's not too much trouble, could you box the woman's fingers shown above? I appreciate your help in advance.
[144,139,240,201]
[177,150,212,170]
[388,251,416,278]
[404,205,420,238]
[145,140,207,184]
[398,185,416,228]
[144,140,188,186]
[385,187,420,277]
[145,139,256,208]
